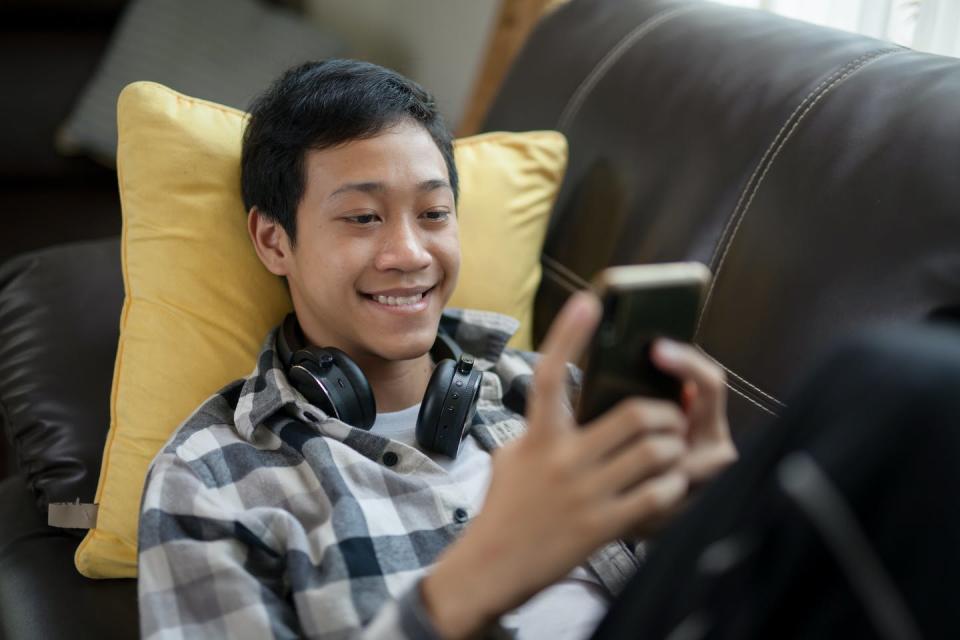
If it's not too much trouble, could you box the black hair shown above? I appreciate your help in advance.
[241,59,459,246]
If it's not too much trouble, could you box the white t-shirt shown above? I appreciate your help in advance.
[373,405,610,640]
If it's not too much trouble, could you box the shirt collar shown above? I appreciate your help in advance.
[233,308,520,441]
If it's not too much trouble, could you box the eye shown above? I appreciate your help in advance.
[345,213,380,226]
[422,209,451,222]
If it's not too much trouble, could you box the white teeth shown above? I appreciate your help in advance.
[373,292,424,306]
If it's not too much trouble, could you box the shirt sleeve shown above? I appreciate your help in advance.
[493,347,582,417]
[138,451,447,640]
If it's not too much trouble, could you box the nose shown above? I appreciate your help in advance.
[374,217,432,273]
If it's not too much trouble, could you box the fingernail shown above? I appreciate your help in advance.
[655,338,681,362]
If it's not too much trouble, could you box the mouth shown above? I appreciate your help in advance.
[359,285,436,312]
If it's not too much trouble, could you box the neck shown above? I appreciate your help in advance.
[351,351,435,413]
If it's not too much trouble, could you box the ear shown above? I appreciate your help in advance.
[247,207,293,276]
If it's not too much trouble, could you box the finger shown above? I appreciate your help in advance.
[682,441,738,485]
[579,398,687,465]
[589,433,686,496]
[609,470,689,527]
[681,381,697,413]
[528,291,601,429]
[650,339,727,418]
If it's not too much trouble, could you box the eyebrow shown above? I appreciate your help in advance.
[327,179,451,200]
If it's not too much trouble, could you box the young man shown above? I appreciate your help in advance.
[137,59,736,639]
[139,58,960,639]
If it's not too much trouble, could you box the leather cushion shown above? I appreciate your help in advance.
[0,238,123,512]
[0,474,137,639]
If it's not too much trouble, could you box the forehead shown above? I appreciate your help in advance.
[302,120,448,194]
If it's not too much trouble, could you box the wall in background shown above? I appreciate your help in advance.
[303,0,500,129]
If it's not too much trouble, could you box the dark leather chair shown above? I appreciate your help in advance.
[0,238,135,639]
[2,1,959,637]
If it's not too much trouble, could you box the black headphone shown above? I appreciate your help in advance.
[276,313,483,458]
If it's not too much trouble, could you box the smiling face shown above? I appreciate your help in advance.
[252,118,460,364]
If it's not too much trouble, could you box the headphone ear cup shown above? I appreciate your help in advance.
[417,359,458,456]
[324,347,377,430]
[287,359,339,418]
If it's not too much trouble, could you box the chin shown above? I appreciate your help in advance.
[368,330,437,362]
[374,343,434,362]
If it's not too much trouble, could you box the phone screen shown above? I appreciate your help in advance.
[576,266,708,424]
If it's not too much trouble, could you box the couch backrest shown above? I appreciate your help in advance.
[0,1,126,264]
[483,0,960,433]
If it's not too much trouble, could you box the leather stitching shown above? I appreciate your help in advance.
[547,42,898,414]
[543,268,580,294]
[696,345,786,407]
[543,260,782,418]
[706,51,888,271]
[543,254,590,290]
[696,48,901,337]
[544,254,788,409]
[727,381,780,417]
[557,4,702,131]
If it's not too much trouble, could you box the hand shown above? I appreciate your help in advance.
[422,292,691,639]
[650,338,738,487]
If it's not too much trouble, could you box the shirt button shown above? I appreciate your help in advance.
[453,508,469,523]
[382,451,399,467]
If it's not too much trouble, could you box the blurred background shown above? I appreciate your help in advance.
[1,0,958,265]
[0,0,563,265]
[716,0,960,56]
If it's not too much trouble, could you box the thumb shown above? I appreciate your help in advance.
[528,291,601,433]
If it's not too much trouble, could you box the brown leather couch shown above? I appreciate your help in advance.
[484,0,960,434]
[2,1,959,637]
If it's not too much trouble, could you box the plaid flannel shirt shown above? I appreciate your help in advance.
[138,308,643,639]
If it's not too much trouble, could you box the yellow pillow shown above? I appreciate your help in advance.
[76,81,567,578]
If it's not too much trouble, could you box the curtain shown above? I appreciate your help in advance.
[713,0,960,58]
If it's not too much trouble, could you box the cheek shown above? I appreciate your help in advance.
[442,216,461,264]
[297,235,369,285]
[437,232,460,279]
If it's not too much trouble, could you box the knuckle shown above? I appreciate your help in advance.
[643,487,672,512]
[707,365,727,389]
[541,440,576,476]
[533,362,560,391]
[639,437,683,466]
[630,399,652,424]
[621,399,684,432]
[551,441,579,472]
[620,398,650,426]
[658,401,686,428]
[643,474,687,511]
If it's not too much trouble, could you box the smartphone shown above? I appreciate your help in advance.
[576,262,712,424]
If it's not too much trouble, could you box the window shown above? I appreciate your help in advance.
[713,0,960,58]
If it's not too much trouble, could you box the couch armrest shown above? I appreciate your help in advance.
[0,237,123,509]
[0,474,137,640]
